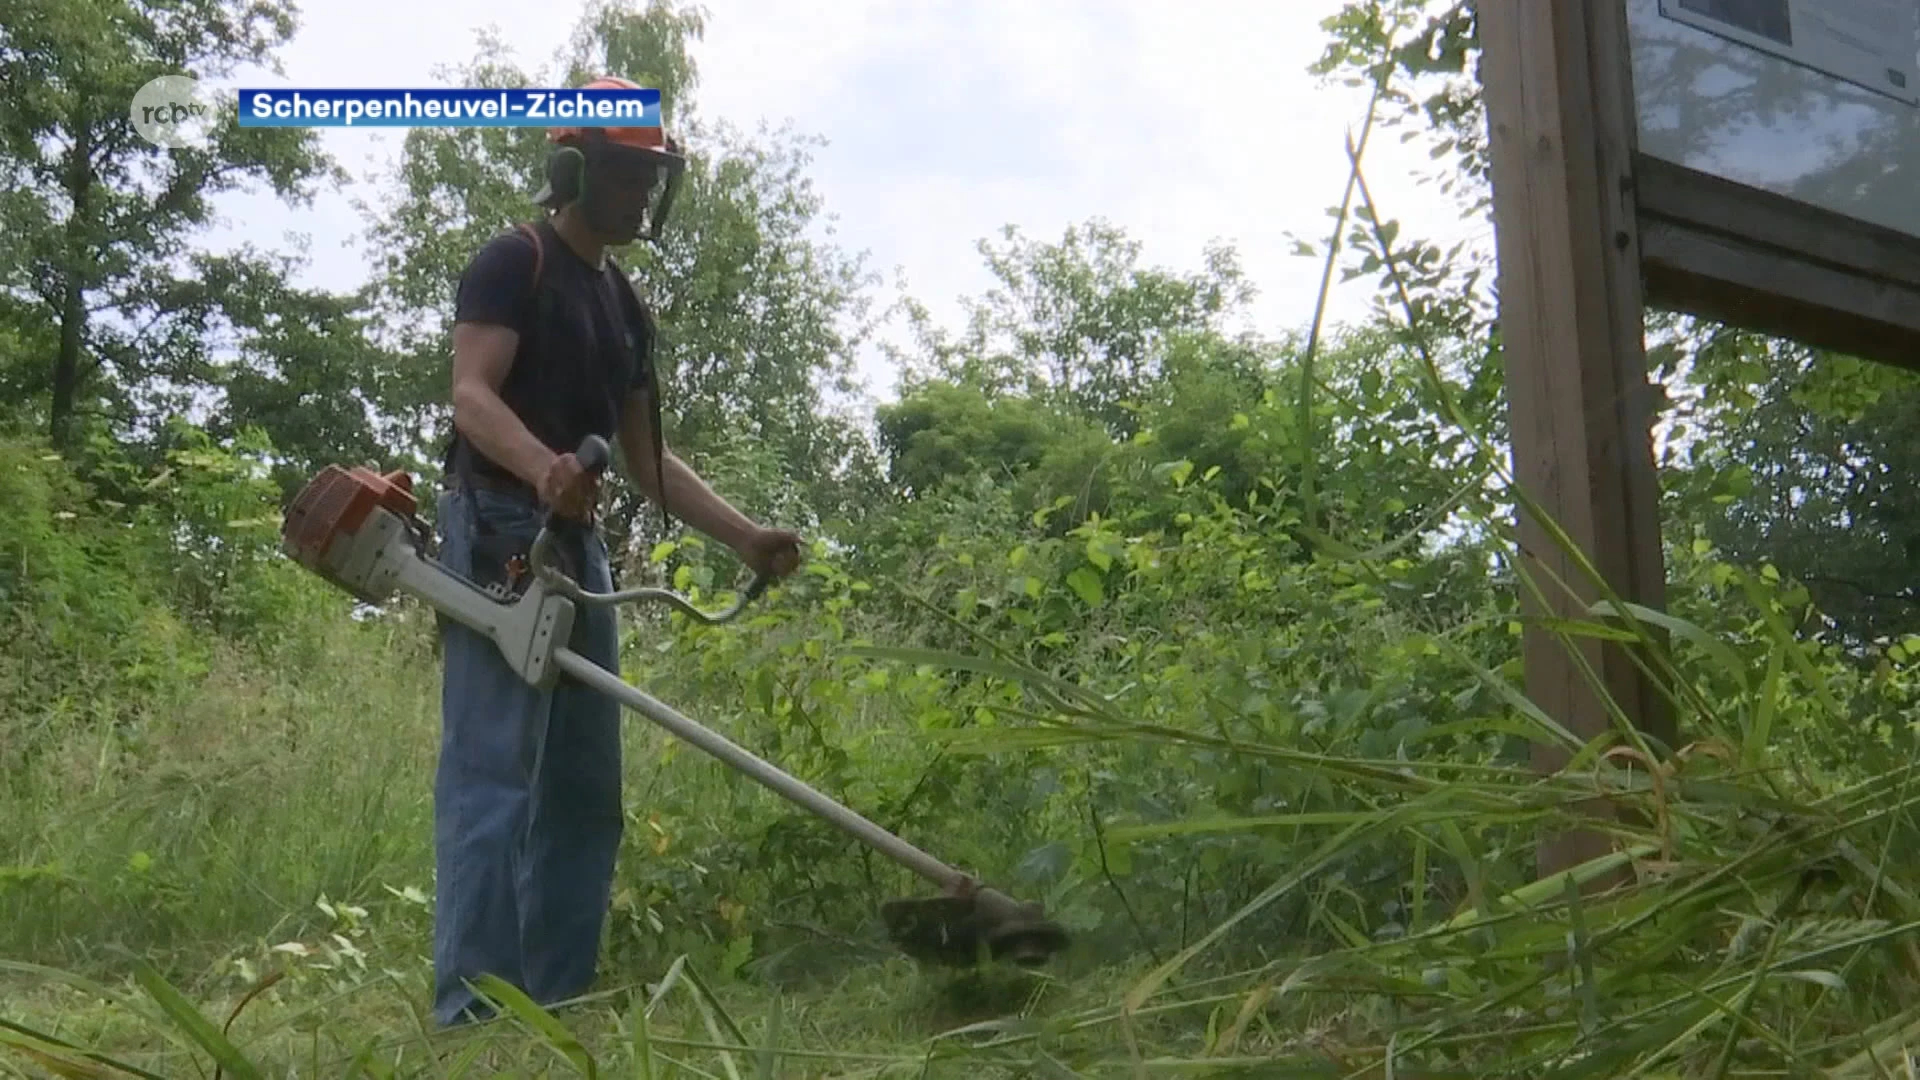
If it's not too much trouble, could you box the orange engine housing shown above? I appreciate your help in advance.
[281,464,420,575]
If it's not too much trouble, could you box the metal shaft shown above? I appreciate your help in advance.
[552,647,965,892]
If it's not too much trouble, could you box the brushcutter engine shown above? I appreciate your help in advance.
[280,463,428,606]
[280,460,577,689]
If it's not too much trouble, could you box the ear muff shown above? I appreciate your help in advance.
[544,144,587,206]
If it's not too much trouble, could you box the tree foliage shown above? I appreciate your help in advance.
[0,0,338,447]
[888,220,1257,439]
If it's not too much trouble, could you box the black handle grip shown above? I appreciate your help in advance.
[576,435,612,475]
[540,436,612,538]
[743,574,773,603]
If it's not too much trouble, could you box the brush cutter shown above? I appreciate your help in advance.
[278,435,1069,969]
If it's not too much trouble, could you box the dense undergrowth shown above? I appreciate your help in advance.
[7,369,1920,1077]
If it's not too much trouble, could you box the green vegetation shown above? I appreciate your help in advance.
[7,0,1920,1075]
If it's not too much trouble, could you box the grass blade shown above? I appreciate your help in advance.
[1123,794,1437,1012]
[628,988,657,1080]
[647,954,690,1019]
[127,957,263,1080]
[0,1018,167,1080]
[1590,599,1746,694]
[1745,639,1784,771]
[842,645,1116,719]
[753,993,781,1080]
[665,963,744,1080]
[471,974,598,1078]
[0,1026,115,1079]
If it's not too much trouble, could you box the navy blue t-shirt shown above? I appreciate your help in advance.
[449,220,656,488]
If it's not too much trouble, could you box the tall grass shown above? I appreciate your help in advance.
[3,610,438,970]
[8,536,1920,1077]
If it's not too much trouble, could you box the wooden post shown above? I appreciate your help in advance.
[1479,0,1674,878]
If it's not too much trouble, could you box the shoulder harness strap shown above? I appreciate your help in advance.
[605,255,672,537]
[515,221,545,287]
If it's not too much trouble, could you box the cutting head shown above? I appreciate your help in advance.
[881,888,1070,968]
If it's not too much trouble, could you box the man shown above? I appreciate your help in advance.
[432,74,802,1027]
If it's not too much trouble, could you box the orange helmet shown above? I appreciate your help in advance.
[546,75,681,157]
[535,75,686,241]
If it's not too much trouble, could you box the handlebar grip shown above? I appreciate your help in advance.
[576,435,612,475]
[539,436,612,537]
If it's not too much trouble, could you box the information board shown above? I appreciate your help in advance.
[1631,0,1920,236]
[1658,0,1918,104]
[1624,0,1920,370]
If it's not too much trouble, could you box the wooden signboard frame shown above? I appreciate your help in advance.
[1638,156,1920,376]
[1477,0,1920,876]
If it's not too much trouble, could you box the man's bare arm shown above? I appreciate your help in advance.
[450,323,560,489]
[617,386,759,551]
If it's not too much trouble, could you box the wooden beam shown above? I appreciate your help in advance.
[1637,155,1920,374]
[1479,0,1674,878]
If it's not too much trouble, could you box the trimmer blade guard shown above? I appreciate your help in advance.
[881,892,1070,969]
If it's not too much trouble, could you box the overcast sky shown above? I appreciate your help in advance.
[202,0,1485,402]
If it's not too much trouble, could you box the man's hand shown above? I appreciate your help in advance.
[538,451,600,522]
[739,525,804,579]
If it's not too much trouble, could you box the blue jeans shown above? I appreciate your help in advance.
[431,487,623,1027]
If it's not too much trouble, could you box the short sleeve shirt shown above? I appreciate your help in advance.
[450,220,655,485]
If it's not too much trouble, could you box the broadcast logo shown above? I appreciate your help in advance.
[130,75,218,150]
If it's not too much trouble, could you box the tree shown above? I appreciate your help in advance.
[199,251,405,495]
[874,380,1102,501]
[0,0,337,448]
[1662,330,1920,650]
[890,219,1256,440]
[873,215,1490,568]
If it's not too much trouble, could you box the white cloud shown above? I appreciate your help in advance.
[199,0,1485,400]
